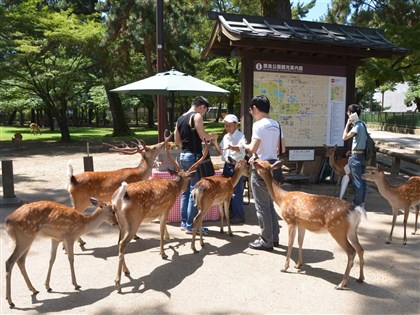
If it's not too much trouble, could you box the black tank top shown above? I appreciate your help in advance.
[177,112,202,154]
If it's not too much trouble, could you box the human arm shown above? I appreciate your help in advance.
[342,119,356,141]
[242,137,260,154]
[174,123,182,146]
[193,113,217,142]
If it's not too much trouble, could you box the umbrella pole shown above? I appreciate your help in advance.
[169,93,175,132]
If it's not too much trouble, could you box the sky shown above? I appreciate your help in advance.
[300,0,330,21]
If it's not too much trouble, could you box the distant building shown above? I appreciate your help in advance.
[373,83,416,112]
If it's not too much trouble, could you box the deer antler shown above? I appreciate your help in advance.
[163,130,181,172]
[103,141,139,155]
[188,139,211,172]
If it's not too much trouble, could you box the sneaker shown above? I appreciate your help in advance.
[180,222,187,231]
[185,226,208,235]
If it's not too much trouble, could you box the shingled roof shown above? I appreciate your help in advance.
[203,12,409,60]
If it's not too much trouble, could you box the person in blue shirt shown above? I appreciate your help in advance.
[342,104,367,208]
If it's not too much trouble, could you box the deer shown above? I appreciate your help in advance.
[111,134,210,293]
[11,133,23,149]
[190,157,249,253]
[362,166,420,245]
[5,198,116,308]
[29,122,42,135]
[324,145,351,199]
[252,159,366,290]
[67,139,165,244]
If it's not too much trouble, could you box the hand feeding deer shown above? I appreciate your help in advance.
[67,139,164,244]
[5,198,116,308]
[190,157,249,253]
[253,159,366,289]
[362,166,420,245]
[111,134,210,293]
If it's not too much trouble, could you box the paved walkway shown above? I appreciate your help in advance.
[0,132,419,314]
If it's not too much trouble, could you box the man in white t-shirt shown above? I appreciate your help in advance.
[243,95,285,251]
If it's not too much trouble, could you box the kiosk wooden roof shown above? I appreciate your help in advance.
[202,12,409,180]
[203,12,409,61]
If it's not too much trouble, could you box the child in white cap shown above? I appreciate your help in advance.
[213,114,247,224]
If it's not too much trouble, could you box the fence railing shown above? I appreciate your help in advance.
[361,112,420,129]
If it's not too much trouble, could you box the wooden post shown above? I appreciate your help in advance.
[1,160,22,206]
[1,160,15,198]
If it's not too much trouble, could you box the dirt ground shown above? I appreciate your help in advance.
[0,141,419,315]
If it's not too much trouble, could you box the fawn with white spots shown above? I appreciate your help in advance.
[190,157,249,253]
[67,139,164,244]
[363,166,419,245]
[253,159,366,290]
[111,134,210,293]
[5,198,116,308]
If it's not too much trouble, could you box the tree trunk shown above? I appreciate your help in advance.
[261,0,292,19]
[105,88,133,136]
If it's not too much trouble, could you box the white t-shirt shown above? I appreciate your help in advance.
[252,117,282,160]
[219,129,246,162]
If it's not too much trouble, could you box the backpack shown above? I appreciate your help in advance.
[361,122,376,166]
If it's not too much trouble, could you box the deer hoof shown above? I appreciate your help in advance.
[47,288,52,292]
[356,278,364,283]
[228,232,233,237]
[385,241,391,244]
[161,254,168,260]
[9,302,15,309]
[133,234,140,240]
[75,285,81,290]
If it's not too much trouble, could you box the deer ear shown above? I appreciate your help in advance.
[90,197,101,207]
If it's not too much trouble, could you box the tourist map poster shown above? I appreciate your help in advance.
[253,61,346,147]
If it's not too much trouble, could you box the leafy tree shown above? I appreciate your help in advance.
[404,74,420,111]
[0,0,102,141]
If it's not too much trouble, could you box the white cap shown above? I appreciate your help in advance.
[223,114,238,123]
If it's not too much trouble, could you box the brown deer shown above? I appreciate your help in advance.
[253,159,366,289]
[324,145,351,199]
[323,145,349,178]
[29,122,41,135]
[5,198,116,308]
[362,166,420,245]
[111,135,210,293]
[190,157,249,253]
[11,133,23,149]
[67,139,164,244]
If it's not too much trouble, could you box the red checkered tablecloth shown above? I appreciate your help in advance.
[151,169,222,223]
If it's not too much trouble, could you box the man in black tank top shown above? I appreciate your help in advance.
[174,96,217,234]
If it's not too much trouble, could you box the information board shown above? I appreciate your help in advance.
[253,61,346,147]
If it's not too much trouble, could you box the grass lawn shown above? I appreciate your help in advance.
[0,122,225,144]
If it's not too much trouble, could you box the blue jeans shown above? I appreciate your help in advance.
[223,163,245,218]
[179,152,201,230]
[348,153,366,206]
[251,169,280,247]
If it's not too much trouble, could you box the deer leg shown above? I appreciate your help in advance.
[45,239,60,292]
[281,224,296,272]
[347,228,365,283]
[191,211,204,253]
[115,234,132,293]
[295,227,306,269]
[63,239,81,290]
[219,203,225,234]
[159,217,168,259]
[225,200,233,236]
[330,230,356,290]
[402,208,409,245]
[412,205,419,235]
[387,208,398,244]
[6,242,37,308]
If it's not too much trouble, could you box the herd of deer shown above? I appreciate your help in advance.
[4,138,419,308]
